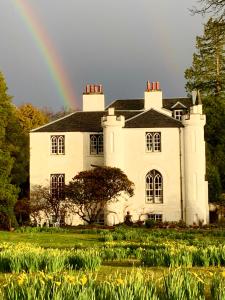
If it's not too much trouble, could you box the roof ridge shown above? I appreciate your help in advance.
[31,111,78,132]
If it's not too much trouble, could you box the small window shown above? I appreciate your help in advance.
[50,174,65,199]
[146,170,163,203]
[51,136,65,155]
[146,132,161,152]
[147,214,163,222]
[173,110,184,121]
[90,134,103,155]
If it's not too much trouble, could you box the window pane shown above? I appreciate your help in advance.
[51,136,58,154]
[90,135,98,154]
[58,136,65,154]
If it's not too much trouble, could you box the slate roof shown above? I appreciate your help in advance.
[107,99,144,110]
[33,111,140,132]
[125,109,183,128]
[33,97,190,133]
[108,97,192,111]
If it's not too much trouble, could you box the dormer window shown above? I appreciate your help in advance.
[90,134,103,155]
[173,109,184,121]
[51,135,65,155]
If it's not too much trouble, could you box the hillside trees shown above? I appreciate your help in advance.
[185,18,225,202]
[65,166,134,224]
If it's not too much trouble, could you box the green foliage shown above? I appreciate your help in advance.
[66,166,134,224]
[185,19,225,201]
[16,103,49,134]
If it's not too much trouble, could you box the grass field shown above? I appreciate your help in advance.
[1,226,225,299]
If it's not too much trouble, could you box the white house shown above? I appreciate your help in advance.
[30,81,209,226]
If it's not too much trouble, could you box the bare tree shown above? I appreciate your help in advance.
[30,185,71,225]
[191,0,225,20]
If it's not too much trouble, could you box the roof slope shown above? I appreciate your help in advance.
[108,98,192,111]
[125,109,183,128]
[33,111,140,132]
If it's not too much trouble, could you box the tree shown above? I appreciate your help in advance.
[0,72,20,228]
[16,103,49,134]
[185,18,225,97]
[30,185,71,225]
[191,0,225,20]
[65,166,134,224]
[185,18,225,202]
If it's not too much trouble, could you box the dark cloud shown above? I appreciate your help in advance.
[0,0,204,110]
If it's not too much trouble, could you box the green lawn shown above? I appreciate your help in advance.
[0,230,101,248]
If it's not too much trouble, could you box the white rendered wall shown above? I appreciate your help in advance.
[101,127,182,225]
[82,94,105,111]
[30,132,84,225]
[183,106,209,225]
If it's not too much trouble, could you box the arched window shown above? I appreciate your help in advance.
[58,136,65,154]
[50,174,65,199]
[146,132,161,152]
[90,134,104,155]
[146,170,163,203]
[51,135,65,155]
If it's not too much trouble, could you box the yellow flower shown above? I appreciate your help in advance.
[222,271,225,278]
[116,278,124,285]
[46,275,53,280]
[80,275,87,285]
[55,281,61,286]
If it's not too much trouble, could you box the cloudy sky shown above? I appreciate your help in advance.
[0,0,206,110]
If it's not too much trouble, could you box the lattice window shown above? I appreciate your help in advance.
[146,170,163,203]
[50,174,65,199]
[146,132,161,152]
[90,134,104,155]
[51,136,65,155]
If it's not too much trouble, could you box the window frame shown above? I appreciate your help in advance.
[173,109,184,121]
[50,173,65,200]
[145,132,161,153]
[147,214,163,222]
[90,134,104,155]
[50,135,65,155]
[146,170,163,203]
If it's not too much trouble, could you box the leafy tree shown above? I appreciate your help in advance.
[191,0,225,19]
[16,103,49,134]
[185,18,225,202]
[65,166,134,224]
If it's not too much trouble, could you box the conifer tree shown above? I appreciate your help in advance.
[0,72,19,228]
[185,18,225,202]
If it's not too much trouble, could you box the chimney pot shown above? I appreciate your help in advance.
[156,81,160,90]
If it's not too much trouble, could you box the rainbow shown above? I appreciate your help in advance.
[14,0,77,108]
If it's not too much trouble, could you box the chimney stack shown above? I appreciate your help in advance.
[144,81,163,110]
[83,83,105,111]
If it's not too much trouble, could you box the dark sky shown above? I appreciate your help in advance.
[0,0,205,110]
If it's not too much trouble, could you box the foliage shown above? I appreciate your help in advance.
[65,166,134,224]
[16,103,49,134]
[185,18,225,201]
[0,72,21,229]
